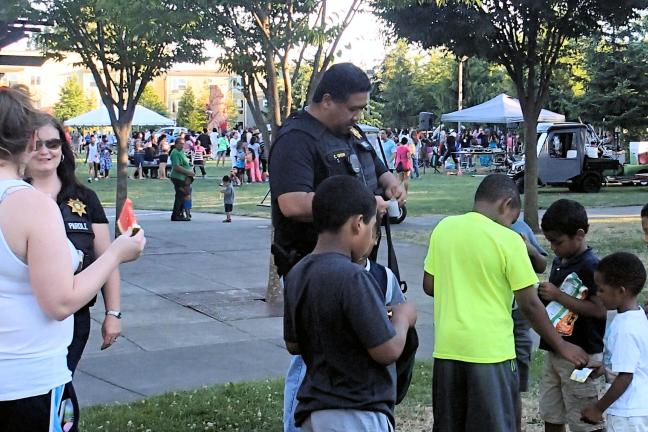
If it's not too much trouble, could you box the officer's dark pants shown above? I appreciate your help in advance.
[171,178,186,218]
[67,307,91,374]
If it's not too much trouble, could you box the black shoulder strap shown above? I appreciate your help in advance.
[372,129,389,165]
[383,211,407,293]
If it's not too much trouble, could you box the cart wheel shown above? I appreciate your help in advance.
[567,179,581,192]
[390,206,407,224]
[581,173,602,193]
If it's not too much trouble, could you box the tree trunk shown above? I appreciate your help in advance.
[265,228,282,303]
[113,123,131,237]
[523,113,539,232]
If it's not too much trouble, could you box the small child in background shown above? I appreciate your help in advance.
[220,175,234,223]
[183,182,192,220]
[581,252,648,430]
[244,148,254,183]
[227,168,240,187]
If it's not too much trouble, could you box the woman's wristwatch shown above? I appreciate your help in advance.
[105,310,122,319]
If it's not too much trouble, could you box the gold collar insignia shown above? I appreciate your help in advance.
[350,127,362,140]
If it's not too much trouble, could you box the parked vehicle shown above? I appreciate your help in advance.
[509,122,648,193]
[155,126,188,143]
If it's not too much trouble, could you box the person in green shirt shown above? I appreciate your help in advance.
[216,134,229,167]
[423,174,589,432]
[169,138,194,221]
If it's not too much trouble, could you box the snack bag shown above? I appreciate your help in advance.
[545,272,588,336]
[117,198,141,235]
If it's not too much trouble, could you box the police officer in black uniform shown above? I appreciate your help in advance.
[269,62,406,432]
[269,63,405,278]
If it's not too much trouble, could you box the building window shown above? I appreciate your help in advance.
[30,75,41,86]
[172,78,187,91]
[6,73,19,86]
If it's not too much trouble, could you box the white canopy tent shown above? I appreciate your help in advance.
[64,105,174,127]
[440,93,565,124]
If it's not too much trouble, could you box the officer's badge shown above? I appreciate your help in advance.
[350,128,363,140]
[67,198,87,217]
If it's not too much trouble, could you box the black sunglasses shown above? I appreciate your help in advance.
[34,139,63,151]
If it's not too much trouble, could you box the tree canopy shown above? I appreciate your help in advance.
[33,0,207,225]
[374,0,648,230]
[176,85,208,131]
[206,0,362,145]
[579,21,648,138]
[52,77,94,121]
[138,85,169,117]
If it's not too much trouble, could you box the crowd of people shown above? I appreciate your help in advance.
[376,125,520,182]
[70,126,268,223]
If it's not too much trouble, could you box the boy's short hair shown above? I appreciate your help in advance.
[312,176,376,234]
[474,174,521,209]
[222,175,230,183]
[597,252,646,296]
[641,203,648,218]
[541,199,589,236]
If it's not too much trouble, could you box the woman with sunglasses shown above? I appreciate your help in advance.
[0,87,146,431]
[26,114,123,375]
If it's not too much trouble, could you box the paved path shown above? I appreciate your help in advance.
[75,210,434,407]
[75,205,642,407]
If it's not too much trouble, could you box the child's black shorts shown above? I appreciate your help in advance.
[224,204,233,213]
[433,358,518,431]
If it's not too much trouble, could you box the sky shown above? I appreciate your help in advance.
[326,0,388,69]
[7,1,389,70]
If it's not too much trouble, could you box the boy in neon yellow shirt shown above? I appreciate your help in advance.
[423,174,589,432]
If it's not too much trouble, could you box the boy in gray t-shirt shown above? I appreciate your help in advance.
[220,175,234,223]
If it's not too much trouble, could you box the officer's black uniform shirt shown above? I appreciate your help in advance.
[58,185,109,309]
[269,110,388,258]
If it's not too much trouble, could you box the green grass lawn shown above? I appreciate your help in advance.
[80,161,648,217]
[80,358,552,432]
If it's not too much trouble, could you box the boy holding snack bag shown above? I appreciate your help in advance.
[538,199,607,432]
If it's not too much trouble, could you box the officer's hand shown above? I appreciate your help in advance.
[387,183,407,207]
[375,196,389,216]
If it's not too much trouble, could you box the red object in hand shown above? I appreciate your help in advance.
[117,198,139,234]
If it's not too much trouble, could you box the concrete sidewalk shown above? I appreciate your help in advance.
[75,210,435,407]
